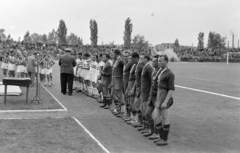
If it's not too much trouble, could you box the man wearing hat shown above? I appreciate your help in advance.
[59,48,76,96]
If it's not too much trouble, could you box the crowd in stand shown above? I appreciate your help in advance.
[174,47,240,62]
[0,43,56,87]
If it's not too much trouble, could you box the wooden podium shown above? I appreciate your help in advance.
[3,77,31,105]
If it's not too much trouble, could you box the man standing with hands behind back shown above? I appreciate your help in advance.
[59,48,76,96]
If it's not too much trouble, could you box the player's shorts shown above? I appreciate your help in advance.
[84,70,91,81]
[35,67,41,73]
[141,101,148,116]
[135,87,141,98]
[40,68,48,75]
[16,65,25,73]
[84,80,91,86]
[8,63,15,71]
[81,69,86,80]
[1,63,8,69]
[79,76,83,82]
[23,66,28,73]
[156,88,173,109]
[76,68,81,77]
[134,96,141,111]
[74,67,77,76]
[147,96,157,107]
[127,80,135,96]
[123,78,129,93]
[91,72,98,83]
[48,68,52,74]
[141,92,150,102]
[113,77,123,91]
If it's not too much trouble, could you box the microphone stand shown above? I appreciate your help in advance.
[31,52,42,104]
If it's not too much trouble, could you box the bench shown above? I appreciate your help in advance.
[3,77,31,105]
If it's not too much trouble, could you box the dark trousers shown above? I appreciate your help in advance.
[61,73,74,94]
[28,71,35,85]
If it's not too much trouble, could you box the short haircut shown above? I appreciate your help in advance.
[153,55,159,59]
[131,52,139,59]
[103,54,110,59]
[113,49,121,55]
[78,53,82,56]
[144,54,151,61]
[33,52,37,55]
[84,53,90,57]
[160,54,169,62]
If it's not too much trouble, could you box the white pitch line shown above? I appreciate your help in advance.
[177,76,240,86]
[0,116,65,120]
[41,85,67,111]
[72,117,110,153]
[176,85,240,100]
[0,109,66,113]
[0,85,67,113]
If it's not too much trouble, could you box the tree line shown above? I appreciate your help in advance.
[174,31,227,50]
[0,18,228,50]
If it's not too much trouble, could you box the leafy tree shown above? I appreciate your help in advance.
[30,33,41,43]
[67,33,83,46]
[197,32,204,49]
[23,31,31,42]
[57,20,67,45]
[174,38,180,48]
[0,29,7,41]
[90,19,98,46]
[207,31,226,49]
[123,18,133,47]
[47,29,58,44]
[109,41,114,47]
[6,34,11,42]
[41,34,47,43]
[132,34,149,48]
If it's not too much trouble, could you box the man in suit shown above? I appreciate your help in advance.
[140,54,154,137]
[59,48,76,96]
[99,54,112,109]
[27,52,37,87]
[112,49,125,117]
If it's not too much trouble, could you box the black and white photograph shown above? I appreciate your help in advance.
[0,0,239,152]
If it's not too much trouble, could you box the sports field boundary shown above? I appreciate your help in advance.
[72,117,110,153]
[0,85,67,113]
[176,85,240,100]
[42,85,67,110]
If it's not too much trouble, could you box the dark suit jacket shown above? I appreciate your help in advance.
[59,54,76,74]
[123,61,134,79]
[27,55,37,73]
[141,63,154,93]
[101,61,112,87]
[113,57,124,78]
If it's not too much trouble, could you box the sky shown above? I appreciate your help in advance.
[0,0,240,47]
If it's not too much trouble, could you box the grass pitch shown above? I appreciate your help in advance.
[0,66,63,110]
[0,117,104,153]
[0,85,63,110]
[166,62,240,153]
